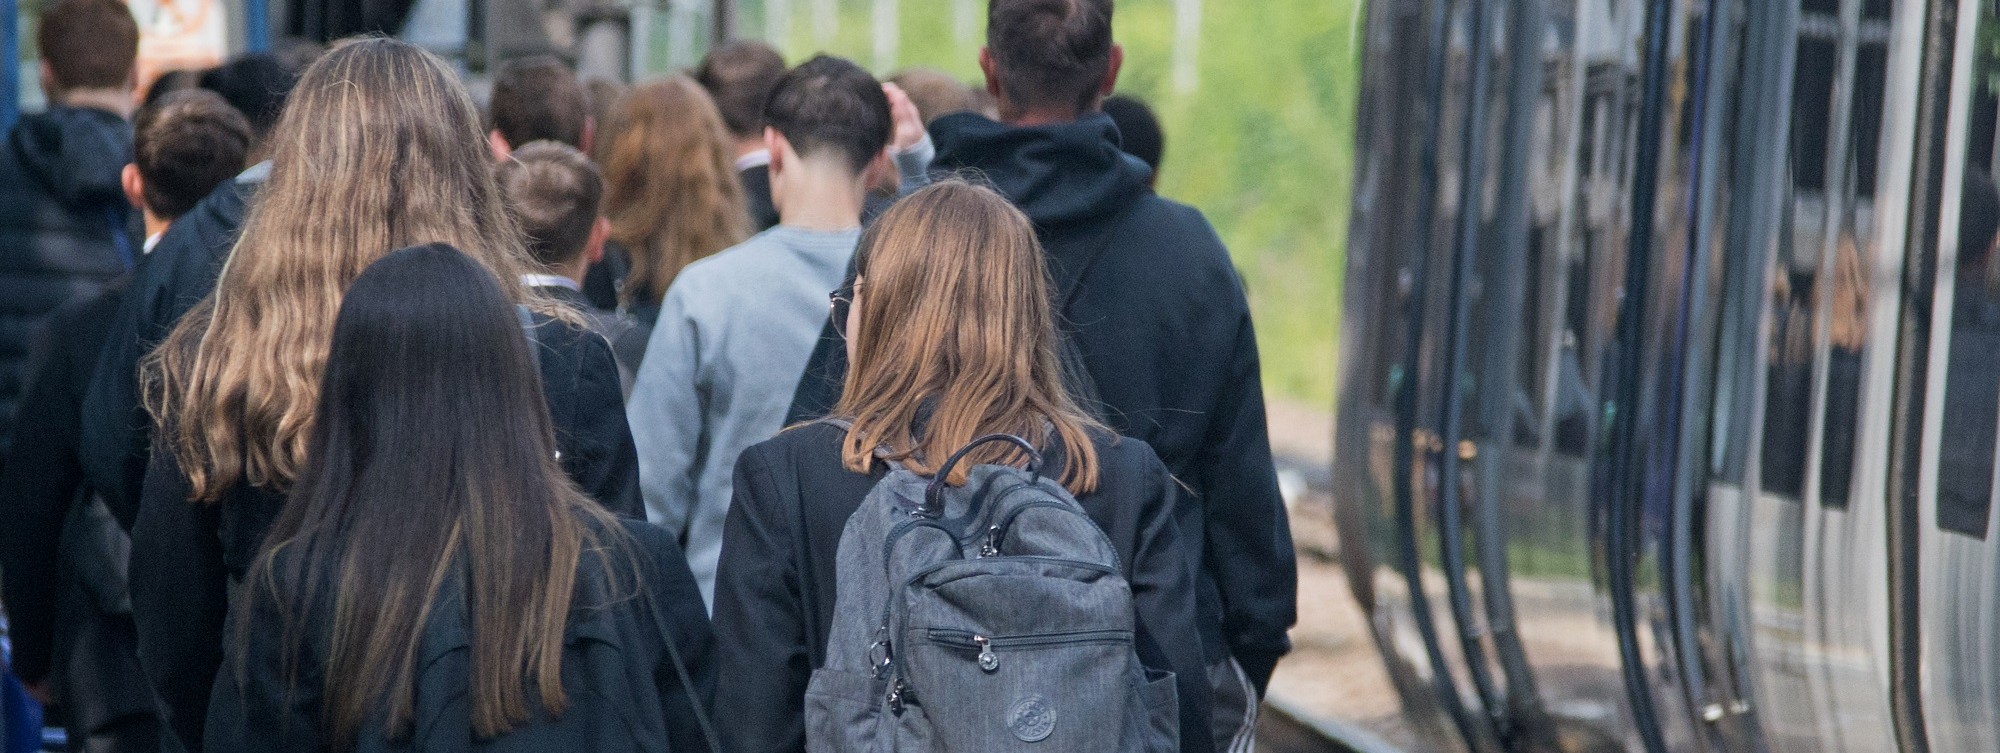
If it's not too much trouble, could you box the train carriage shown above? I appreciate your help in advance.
[1336,0,2000,751]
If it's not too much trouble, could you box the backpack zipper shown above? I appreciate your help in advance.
[923,628,1135,673]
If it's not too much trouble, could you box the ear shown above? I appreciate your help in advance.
[1101,45,1124,99]
[585,216,610,266]
[766,127,787,174]
[868,148,895,191]
[489,130,513,161]
[121,163,146,211]
[979,48,1002,99]
[580,116,595,155]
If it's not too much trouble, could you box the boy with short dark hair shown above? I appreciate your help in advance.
[488,57,591,159]
[496,141,650,390]
[629,55,893,606]
[695,40,790,230]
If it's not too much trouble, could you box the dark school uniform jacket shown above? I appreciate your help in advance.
[709,422,1214,753]
[203,517,716,753]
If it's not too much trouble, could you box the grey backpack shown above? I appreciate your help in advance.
[803,431,1180,752]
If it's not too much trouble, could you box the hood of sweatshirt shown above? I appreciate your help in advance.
[10,105,133,209]
[930,111,1153,229]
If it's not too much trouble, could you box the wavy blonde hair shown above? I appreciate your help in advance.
[147,37,565,502]
[834,180,1103,493]
[597,75,750,306]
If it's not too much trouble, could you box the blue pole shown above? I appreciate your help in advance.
[2,0,18,132]
[244,0,270,53]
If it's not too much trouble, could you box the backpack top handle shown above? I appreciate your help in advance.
[922,434,1043,518]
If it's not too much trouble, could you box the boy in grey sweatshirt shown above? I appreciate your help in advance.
[627,55,904,605]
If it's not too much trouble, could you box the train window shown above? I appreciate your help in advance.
[1931,0,2000,539]
[1814,9,1893,510]
[1935,137,2000,537]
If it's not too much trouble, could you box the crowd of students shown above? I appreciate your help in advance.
[0,0,1297,751]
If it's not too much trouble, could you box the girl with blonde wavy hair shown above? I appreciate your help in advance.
[594,75,750,324]
[708,180,1215,752]
[129,38,644,750]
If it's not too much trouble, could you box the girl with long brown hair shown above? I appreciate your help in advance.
[127,38,644,750]
[591,75,750,325]
[708,180,1214,752]
[202,244,713,752]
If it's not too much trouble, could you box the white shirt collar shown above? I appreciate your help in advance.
[143,232,163,255]
[735,148,772,172]
[520,273,582,292]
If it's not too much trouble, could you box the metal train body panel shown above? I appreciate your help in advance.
[1334,0,2000,750]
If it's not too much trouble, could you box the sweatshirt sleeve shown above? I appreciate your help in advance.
[1195,302,1297,694]
[129,440,230,751]
[628,288,705,541]
[1126,451,1217,753]
[710,446,813,753]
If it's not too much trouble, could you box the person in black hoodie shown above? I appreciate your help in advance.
[786,2,1295,747]
[714,181,1212,753]
[127,40,642,751]
[203,244,714,753]
[0,0,140,460]
[0,89,250,753]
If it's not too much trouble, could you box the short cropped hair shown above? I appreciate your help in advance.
[987,0,1114,114]
[1102,94,1162,171]
[134,90,253,219]
[695,41,788,139]
[498,141,604,267]
[199,54,301,142]
[765,55,892,175]
[490,57,589,150]
[38,0,139,92]
[888,68,980,126]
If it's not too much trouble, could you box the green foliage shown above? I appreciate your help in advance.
[731,0,1361,405]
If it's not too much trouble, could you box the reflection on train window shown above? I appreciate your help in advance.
[1760,30,1837,500]
[1936,9,2000,539]
[1938,172,2000,538]
[1815,7,1892,510]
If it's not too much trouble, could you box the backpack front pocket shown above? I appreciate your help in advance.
[904,627,1139,751]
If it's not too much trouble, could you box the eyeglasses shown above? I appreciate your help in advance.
[829,282,855,336]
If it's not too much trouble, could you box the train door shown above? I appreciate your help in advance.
[1910,0,2000,747]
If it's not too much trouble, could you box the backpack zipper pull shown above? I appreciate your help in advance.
[980,526,1002,557]
[975,635,999,672]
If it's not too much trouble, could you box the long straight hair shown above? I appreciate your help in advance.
[597,75,749,306]
[147,37,567,502]
[242,244,619,750]
[833,180,1103,493]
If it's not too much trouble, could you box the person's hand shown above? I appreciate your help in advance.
[24,680,53,707]
[883,83,926,152]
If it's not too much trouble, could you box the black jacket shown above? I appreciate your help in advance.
[533,284,652,392]
[0,279,126,685]
[787,112,1296,690]
[0,105,134,458]
[129,313,643,750]
[80,173,254,524]
[203,516,717,753]
[710,422,1213,753]
[741,164,780,232]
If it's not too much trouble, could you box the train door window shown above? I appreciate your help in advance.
[1759,14,1841,501]
[1933,0,2000,540]
[1813,1,1894,510]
